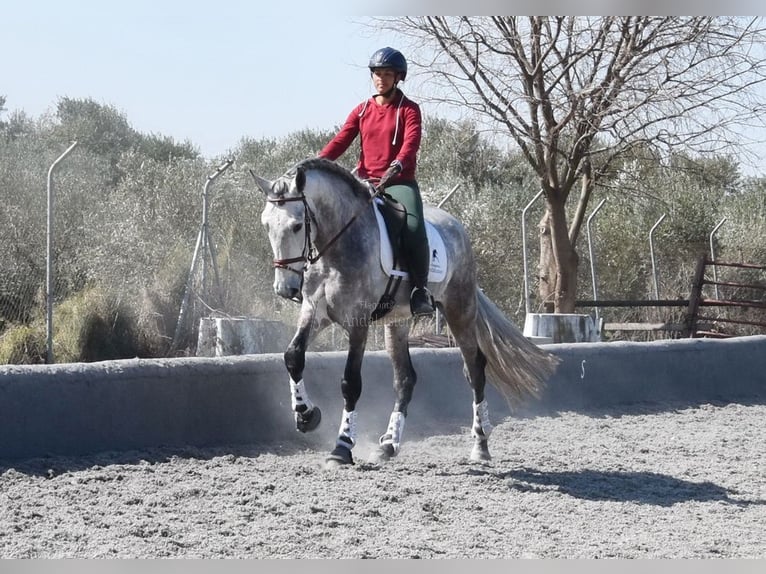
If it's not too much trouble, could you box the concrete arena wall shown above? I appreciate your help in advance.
[1,336,765,461]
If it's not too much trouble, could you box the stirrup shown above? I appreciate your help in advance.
[410,287,434,316]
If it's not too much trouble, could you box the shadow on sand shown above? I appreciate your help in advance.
[466,466,765,507]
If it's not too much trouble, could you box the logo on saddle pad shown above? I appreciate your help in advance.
[373,200,448,283]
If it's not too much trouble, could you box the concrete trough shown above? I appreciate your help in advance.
[1,336,765,461]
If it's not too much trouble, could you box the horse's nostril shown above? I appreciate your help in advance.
[288,287,302,301]
[275,284,302,302]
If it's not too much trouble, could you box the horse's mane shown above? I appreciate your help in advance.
[287,157,372,201]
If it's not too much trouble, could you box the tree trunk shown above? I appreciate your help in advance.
[538,197,579,313]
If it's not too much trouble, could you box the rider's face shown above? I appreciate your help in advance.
[372,68,398,94]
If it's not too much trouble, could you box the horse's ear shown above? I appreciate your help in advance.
[295,166,306,193]
[249,169,273,198]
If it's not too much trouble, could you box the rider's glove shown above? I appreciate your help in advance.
[379,160,403,189]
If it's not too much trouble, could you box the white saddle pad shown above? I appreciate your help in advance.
[373,199,448,283]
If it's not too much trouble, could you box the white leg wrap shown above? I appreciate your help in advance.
[472,399,492,440]
[336,409,357,449]
[380,411,406,454]
[289,378,314,413]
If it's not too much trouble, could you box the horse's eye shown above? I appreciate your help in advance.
[291,222,303,233]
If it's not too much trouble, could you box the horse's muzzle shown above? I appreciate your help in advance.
[274,284,302,302]
[273,267,303,302]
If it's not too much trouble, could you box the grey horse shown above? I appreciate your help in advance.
[250,158,558,466]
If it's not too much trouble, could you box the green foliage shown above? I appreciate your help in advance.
[50,97,199,183]
[236,127,340,177]
[53,286,151,363]
[0,286,150,364]
[0,323,47,364]
[2,93,766,360]
[418,117,523,199]
[138,133,199,162]
[54,97,138,156]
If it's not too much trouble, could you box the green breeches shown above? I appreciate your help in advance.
[384,182,430,288]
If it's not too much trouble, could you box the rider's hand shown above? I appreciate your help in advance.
[379,160,402,189]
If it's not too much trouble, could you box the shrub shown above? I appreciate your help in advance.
[0,323,47,364]
[53,286,151,363]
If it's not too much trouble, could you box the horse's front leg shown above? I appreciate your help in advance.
[285,300,329,433]
[325,324,369,467]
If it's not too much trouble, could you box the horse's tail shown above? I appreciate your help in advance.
[475,289,560,409]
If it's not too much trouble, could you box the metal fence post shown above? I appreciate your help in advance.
[521,190,544,314]
[46,141,78,364]
[586,198,607,326]
[200,158,233,303]
[710,217,727,300]
[172,158,233,353]
[437,183,460,209]
[649,214,667,299]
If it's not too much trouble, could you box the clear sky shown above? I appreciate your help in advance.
[1,1,398,158]
[4,2,766,174]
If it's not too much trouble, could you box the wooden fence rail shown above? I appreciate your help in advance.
[575,255,766,339]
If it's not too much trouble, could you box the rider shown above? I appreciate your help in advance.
[318,47,434,317]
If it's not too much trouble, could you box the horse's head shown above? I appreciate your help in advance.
[250,166,311,302]
[251,158,372,303]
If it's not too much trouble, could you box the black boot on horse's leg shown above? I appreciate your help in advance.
[286,335,322,433]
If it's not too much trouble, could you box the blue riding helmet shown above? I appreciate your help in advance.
[369,47,407,81]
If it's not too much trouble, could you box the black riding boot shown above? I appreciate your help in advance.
[384,182,434,317]
[408,236,434,316]
[410,286,434,316]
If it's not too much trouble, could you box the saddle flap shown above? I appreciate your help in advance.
[373,200,448,283]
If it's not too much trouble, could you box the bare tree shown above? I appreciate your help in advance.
[383,16,766,312]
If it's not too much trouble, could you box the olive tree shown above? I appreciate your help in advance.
[384,16,766,312]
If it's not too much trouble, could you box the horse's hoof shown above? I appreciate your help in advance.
[295,406,322,433]
[325,445,354,468]
[367,443,396,465]
[470,440,492,462]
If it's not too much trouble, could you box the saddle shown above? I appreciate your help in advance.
[369,193,447,321]
[373,195,447,283]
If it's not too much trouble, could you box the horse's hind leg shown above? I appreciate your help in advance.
[441,298,493,462]
[369,322,417,464]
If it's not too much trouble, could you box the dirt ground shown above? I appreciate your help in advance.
[1,400,764,558]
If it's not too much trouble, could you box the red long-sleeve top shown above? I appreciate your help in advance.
[318,89,421,183]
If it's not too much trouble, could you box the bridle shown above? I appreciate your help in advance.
[267,194,318,276]
[267,182,384,278]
